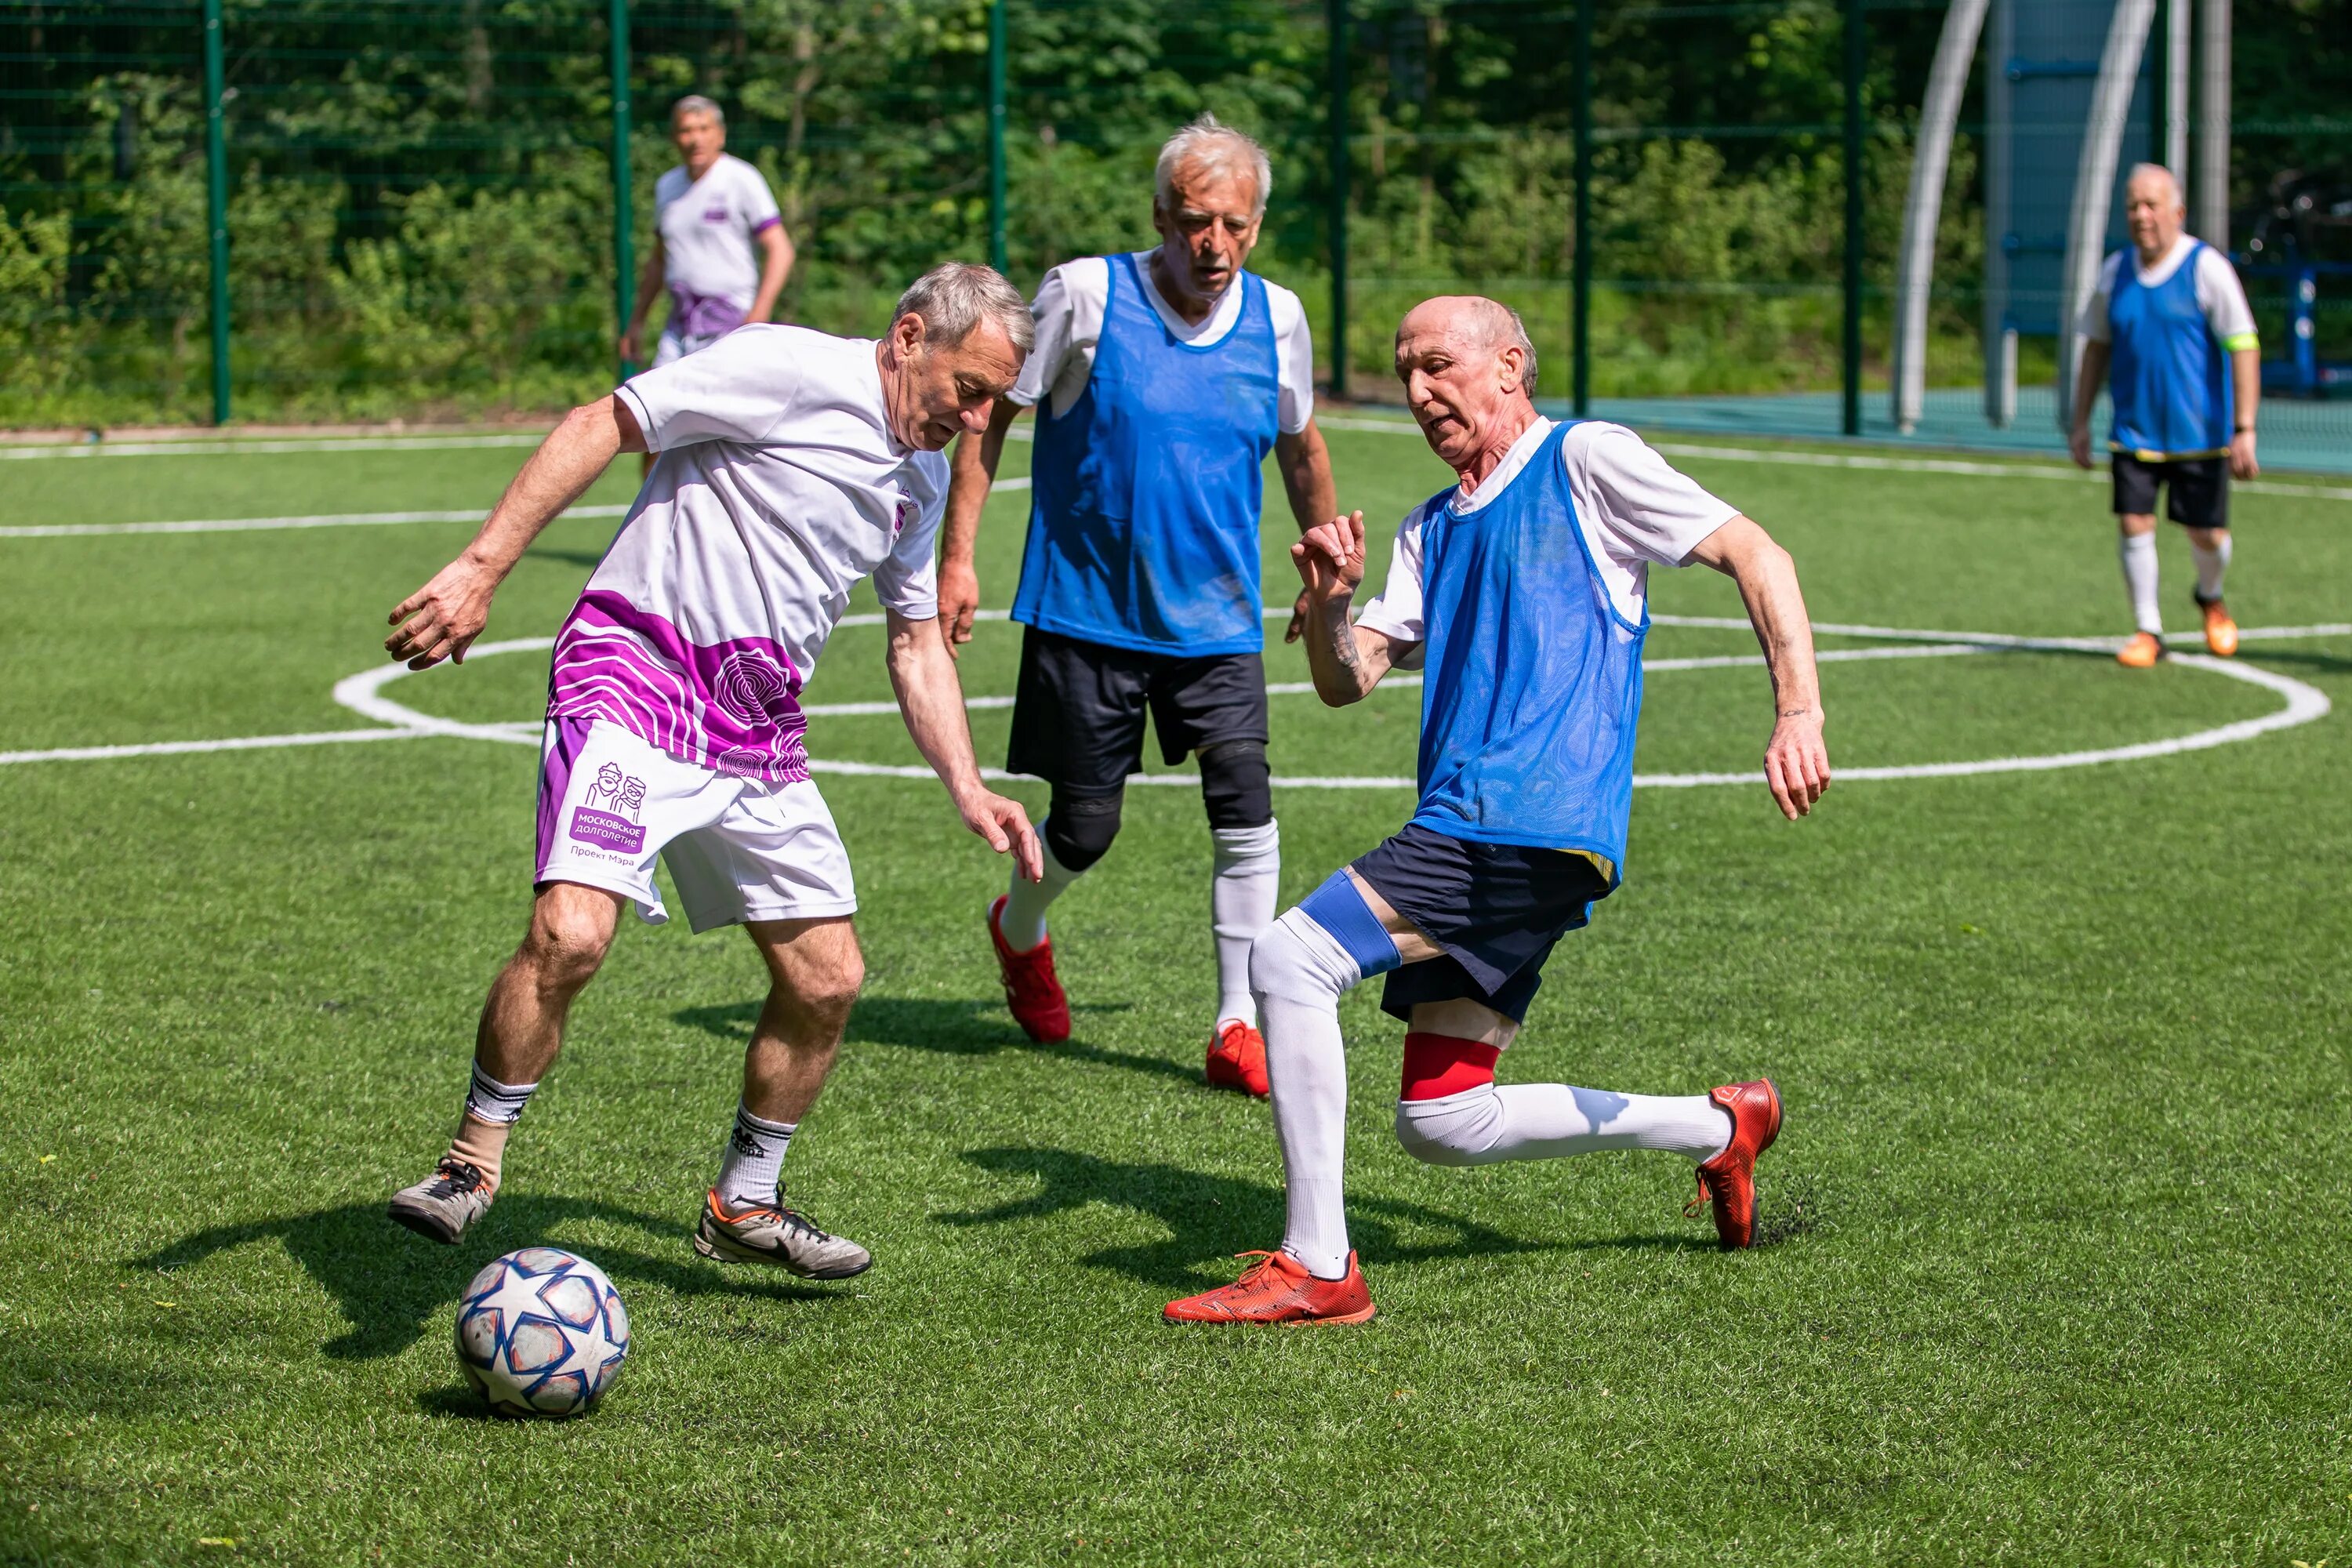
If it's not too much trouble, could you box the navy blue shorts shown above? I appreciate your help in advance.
[1348,822,1613,1024]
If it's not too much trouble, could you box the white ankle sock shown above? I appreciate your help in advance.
[1000,838,1081,953]
[2119,532,2163,634]
[463,1062,539,1127]
[1210,821,1279,1028]
[1252,909,1367,1281]
[2190,535,2232,601]
[715,1104,795,1212]
[1396,1083,1730,1166]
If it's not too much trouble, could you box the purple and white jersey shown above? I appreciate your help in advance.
[654,153,782,339]
[551,325,944,783]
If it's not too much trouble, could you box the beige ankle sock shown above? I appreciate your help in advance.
[448,1112,514,1194]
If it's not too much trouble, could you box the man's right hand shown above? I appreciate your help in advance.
[938,557,982,659]
[387,553,501,670]
[617,326,643,365]
[1290,512,1367,606]
[2067,424,2095,470]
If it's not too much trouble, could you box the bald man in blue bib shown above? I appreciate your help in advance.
[940,114,1340,1098]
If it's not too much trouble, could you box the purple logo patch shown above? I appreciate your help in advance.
[702,205,729,223]
[569,808,645,854]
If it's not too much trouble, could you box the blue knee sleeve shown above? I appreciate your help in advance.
[1298,870,1402,977]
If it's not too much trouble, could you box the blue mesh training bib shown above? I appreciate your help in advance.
[1408,422,1645,880]
[2107,241,2234,460]
[1012,253,1281,655]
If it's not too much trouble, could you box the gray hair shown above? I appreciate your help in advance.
[892,262,1035,354]
[1154,113,1271,222]
[1494,302,1539,390]
[670,95,724,129]
[2125,162,2184,205]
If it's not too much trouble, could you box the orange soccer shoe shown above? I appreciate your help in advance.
[2198,595,2239,657]
[1687,1078,1783,1250]
[1204,1019,1270,1098]
[987,895,1071,1044]
[2116,630,2165,669]
[1163,1250,1376,1326]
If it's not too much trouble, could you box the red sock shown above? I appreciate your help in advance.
[1401,1033,1500,1101]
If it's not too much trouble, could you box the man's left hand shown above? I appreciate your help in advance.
[1762,710,1831,820]
[958,788,1043,882]
[2229,429,2259,481]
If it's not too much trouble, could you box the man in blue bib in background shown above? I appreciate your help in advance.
[1166,297,1831,1325]
[941,115,1339,1098]
[2069,163,2262,668]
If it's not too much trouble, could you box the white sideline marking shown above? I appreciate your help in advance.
[6,618,2334,776]
[1,477,1032,540]
[0,434,553,459]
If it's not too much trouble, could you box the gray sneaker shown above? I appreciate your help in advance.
[387,1156,495,1244]
[692,1189,872,1279]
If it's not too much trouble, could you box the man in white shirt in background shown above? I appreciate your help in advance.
[939,115,1339,1102]
[383,263,1041,1283]
[2069,164,2261,667]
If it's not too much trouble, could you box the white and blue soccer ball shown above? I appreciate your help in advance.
[455,1247,630,1419]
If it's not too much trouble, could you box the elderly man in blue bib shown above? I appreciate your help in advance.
[940,114,1339,1098]
[1165,296,1831,1325]
[2069,163,2262,667]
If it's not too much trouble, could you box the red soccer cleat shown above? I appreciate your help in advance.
[1204,1019,1270,1098]
[1686,1078,1783,1250]
[987,895,1070,1044]
[1163,1250,1376,1325]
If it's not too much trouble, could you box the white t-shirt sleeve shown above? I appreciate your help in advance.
[873,461,946,619]
[1009,259,1109,412]
[2194,246,2259,347]
[1565,423,1740,569]
[1265,282,1316,434]
[2082,252,2125,343]
[737,161,782,234]
[616,325,800,449]
[1353,502,1431,669]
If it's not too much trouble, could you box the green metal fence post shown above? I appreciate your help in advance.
[1327,0,1349,401]
[201,0,230,425]
[988,0,1007,274]
[2150,0,2169,165]
[612,0,635,382]
[1572,0,1593,417]
[1841,0,1866,436]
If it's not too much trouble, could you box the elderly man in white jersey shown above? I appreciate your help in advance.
[619,95,794,372]
[2068,164,2261,667]
[383,264,1041,1281]
[940,114,1338,1099]
[1167,298,1830,1325]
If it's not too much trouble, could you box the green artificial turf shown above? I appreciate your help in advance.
[2,425,2349,1565]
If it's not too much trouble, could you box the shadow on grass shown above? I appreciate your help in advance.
[523,545,611,570]
[134,1194,839,1363]
[674,995,1192,1087]
[936,1145,1546,1290]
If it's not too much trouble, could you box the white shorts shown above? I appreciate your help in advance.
[535,717,856,933]
[651,328,726,367]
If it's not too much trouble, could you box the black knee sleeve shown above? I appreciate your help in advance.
[1197,739,1272,829]
[1044,786,1123,873]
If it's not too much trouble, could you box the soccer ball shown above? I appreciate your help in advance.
[455,1247,630,1418]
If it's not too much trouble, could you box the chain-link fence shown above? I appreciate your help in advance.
[2,0,2343,463]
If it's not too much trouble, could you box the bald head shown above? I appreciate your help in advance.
[1395,296,1542,481]
[2124,164,2187,261]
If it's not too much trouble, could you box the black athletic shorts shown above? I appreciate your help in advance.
[2113,452,2228,530]
[1349,822,1615,1025]
[1005,626,1269,790]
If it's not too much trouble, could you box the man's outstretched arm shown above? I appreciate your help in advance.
[384,395,646,670]
[884,608,1043,880]
[1686,515,1831,819]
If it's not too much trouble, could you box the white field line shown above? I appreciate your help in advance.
[6,619,2334,776]
[1,477,1033,540]
[0,434,553,460]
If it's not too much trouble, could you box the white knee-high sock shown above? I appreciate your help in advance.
[2119,532,2163,634]
[1396,1082,1730,1166]
[1250,909,1365,1281]
[1210,822,1279,1029]
[1000,837,1082,953]
[714,1103,796,1211]
[2190,535,2232,601]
